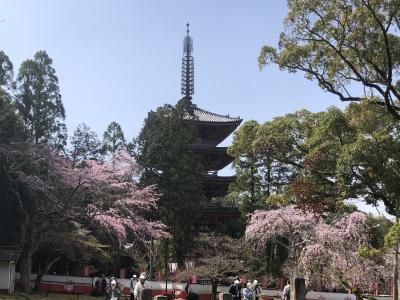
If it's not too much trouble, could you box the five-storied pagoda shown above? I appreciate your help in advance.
[180,24,242,232]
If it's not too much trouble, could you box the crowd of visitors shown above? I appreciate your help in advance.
[93,272,151,300]
[229,277,290,300]
[93,273,290,300]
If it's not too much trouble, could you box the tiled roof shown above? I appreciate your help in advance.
[0,248,20,261]
[186,107,241,123]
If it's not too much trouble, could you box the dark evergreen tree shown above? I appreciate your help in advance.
[0,50,14,95]
[102,121,126,155]
[70,123,101,165]
[135,98,204,265]
[15,50,67,150]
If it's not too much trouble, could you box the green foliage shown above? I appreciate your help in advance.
[337,102,400,217]
[384,221,400,250]
[233,101,400,217]
[0,95,25,145]
[135,97,204,263]
[0,50,13,94]
[70,123,101,165]
[358,244,382,260]
[259,0,400,119]
[15,51,66,150]
[366,215,392,250]
[228,120,293,214]
[101,121,126,156]
[228,121,264,212]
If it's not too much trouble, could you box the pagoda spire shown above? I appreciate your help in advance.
[181,23,194,99]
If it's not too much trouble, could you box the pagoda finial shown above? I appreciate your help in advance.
[181,23,194,99]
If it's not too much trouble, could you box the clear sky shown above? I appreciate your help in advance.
[1,1,389,216]
[0,0,344,141]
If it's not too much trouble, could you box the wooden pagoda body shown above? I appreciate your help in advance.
[185,106,242,232]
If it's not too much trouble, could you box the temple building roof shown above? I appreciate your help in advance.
[202,175,236,199]
[185,105,242,146]
[189,146,233,172]
[190,107,241,124]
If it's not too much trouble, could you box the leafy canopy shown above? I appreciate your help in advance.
[259,0,400,119]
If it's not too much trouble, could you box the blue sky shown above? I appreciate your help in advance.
[0,0,343,142]
[1,1,388,216]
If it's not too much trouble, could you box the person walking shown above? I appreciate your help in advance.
[94,278,102,296]
[252,280,263,300]
[281,281,290,300]
[243,282,254,300]
[229,279,241,300]
[101,275,107,296]
[134,274,151,300]
[185,279,193,295]
[106,280,121,300]
[130,275,138,300]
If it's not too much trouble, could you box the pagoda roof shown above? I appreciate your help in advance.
[203,174,236,183]
[190,147,233,171]
[202,175,235,199]
[191,107,242,124]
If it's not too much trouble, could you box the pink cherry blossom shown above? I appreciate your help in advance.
[246,206,391,293]
[76,151,170,244]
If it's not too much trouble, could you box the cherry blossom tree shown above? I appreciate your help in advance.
[246,205,318,276]
[79,151,169,243]
[4,145,168,293]
[246,206,390,300]
[301,213,390,300]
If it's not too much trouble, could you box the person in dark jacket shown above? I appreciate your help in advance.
[229,280,241,300]
[106,280,121,300]
[94,278,102,296]
[101,274,107,296]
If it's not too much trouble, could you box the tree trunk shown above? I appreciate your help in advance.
[211,278,218,300]
[19,245,33,294]
[19,223,41,294]
[394,244,399,300]
[290,273,296,300]
[268,239,274,274]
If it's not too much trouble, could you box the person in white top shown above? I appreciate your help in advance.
[134,274,151,300]
[252,280,263,300]
[282,281,290,300]
[130,275,138,300]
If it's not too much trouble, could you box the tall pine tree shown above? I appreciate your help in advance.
[102,121,126,156]
[15,50,66,150]
[70,123,101,166]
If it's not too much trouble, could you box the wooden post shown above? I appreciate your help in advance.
[294,278,306,300]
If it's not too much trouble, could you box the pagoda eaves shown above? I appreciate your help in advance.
[185,107,242,147]
[190,146,233,172]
